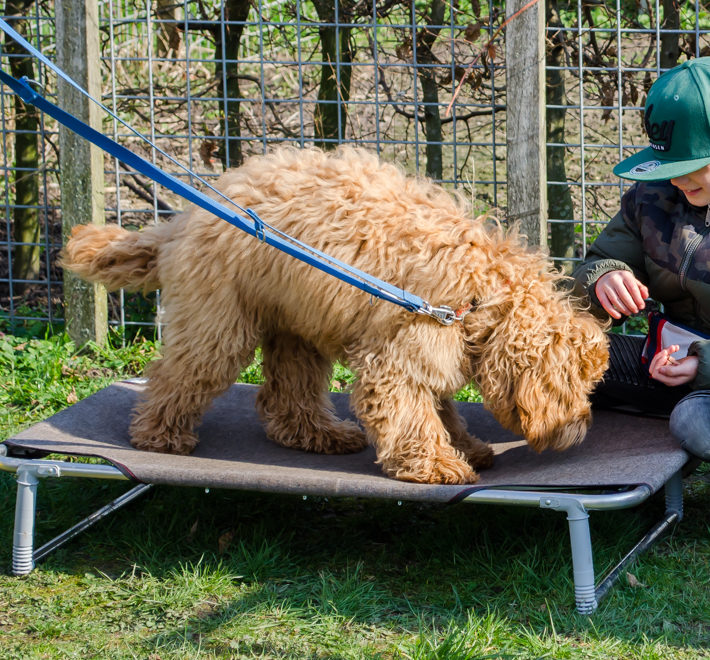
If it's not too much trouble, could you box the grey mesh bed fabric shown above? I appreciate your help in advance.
[0,380,690,614]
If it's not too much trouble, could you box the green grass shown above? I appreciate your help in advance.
[1,331,710,658]
[0,329,160,439]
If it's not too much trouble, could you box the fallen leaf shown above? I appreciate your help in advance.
[67,388,78,404]
[218,530,234,554]
[626,571,646,588]
[199,140,217,171]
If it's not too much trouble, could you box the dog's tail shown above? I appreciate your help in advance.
[60,223,163,292]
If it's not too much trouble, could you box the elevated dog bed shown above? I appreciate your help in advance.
[1,381,689,615]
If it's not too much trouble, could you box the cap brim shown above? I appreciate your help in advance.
[613,147,710,181]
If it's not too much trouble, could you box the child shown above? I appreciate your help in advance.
[572,57,710,460]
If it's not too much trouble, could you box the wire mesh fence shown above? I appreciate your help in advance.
[2,0,710,336]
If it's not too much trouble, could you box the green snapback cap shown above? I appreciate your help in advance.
[614,57,710,181]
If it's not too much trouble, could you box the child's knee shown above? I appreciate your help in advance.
[670,394,710,460]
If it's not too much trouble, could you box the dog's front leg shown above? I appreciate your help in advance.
[351,376,478,484]
[437,398,494,470]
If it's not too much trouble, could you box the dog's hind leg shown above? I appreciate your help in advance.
[437,398,494,471]
[256,332,367,454]
[130,301,260,455]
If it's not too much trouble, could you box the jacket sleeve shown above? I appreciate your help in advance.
[571,184,649,320]
[688,340,710,390]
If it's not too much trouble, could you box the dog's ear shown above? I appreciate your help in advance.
[514,367,589,452]
[513,319,606,453]
[467,296,607,453]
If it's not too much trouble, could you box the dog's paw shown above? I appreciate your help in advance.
[468,442,495,470]
[269,419,367,454]
[388,456,479,485]
[130,431,198,455]
[321,421,368,454]
[449,433,495,471]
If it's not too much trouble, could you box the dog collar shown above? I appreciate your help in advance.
[419,301,475,325]
[455,302,475,319]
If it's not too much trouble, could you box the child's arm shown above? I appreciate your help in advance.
[649,344,699,386]
[571,184,648,321]
[594,270,649,320]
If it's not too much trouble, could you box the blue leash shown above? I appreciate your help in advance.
[0,17,466,325]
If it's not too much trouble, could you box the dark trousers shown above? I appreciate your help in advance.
[591,333,692,418]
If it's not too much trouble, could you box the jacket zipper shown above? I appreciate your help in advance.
[678,208,710,290]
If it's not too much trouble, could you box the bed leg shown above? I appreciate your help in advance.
[565,501,598,615]
[33,483,153,565]
[9,459,152,575]
[12,465,40,576]
[665,469,683,521]
[591,470,683,609]
[540,496,597,614]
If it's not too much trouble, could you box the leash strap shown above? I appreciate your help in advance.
[0,18,465,323]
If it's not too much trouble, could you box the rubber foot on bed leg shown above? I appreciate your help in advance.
[12,545,34,576]
[575,585,598,615]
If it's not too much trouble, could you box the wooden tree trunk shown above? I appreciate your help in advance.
[214,0,251,168]
[660,0,680,69]
[414,0,446,180]
[313,0,353,150]
[5,0,40,294]
[505,0,547,248]
[57,0,108,346]
[546,0,575,273]
[155,0,182,58]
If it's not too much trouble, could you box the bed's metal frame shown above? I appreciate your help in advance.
[0,442,685,615]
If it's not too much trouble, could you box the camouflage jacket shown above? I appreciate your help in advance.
[572,179,710,389]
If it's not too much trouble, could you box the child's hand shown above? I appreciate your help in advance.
[648,344,699,386]
[595,270,649,319]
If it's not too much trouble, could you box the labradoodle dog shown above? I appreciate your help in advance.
[61,146,608,484]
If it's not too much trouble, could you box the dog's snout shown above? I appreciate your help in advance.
[525,412,590,453]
